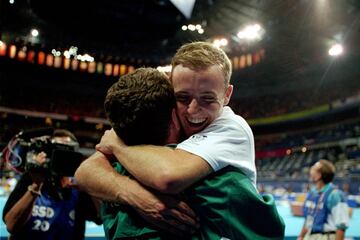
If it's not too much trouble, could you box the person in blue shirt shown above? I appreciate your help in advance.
[2,129,101,240]
[298,159,350,240]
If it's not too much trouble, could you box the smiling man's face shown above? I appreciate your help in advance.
[172,64,233,137]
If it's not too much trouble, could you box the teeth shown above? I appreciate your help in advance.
[188,117,206,124]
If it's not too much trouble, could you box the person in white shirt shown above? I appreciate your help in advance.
[75,41,256,233]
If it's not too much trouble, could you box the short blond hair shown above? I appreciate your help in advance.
[318,159,336,184]
[171,41,232,87]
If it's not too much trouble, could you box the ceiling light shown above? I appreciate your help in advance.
[31,29,39,37]
[188,24,196,31]
[69,46,78,55]
[9,0,14,4]
[220,38,228,46]
[213,39,221,47]
[182,23,203,34]
[328,43,343,56]
[237,23,264,41]
[64,50,70,59]
[252,24,261,32]
[213,38,228,48]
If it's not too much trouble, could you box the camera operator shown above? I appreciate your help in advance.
[2,129,101,240]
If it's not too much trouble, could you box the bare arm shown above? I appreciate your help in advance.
[4,183,42,233]
[75,151,199,234]
[335,229,345,240]
[75,151,172,207]
[96,129,213,194]
[4,152,47,233]
[75,151,133,202]
[297,222,308,240]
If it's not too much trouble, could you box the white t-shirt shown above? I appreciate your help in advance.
[176,106,256,185]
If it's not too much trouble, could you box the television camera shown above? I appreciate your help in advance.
[2,128,83,177]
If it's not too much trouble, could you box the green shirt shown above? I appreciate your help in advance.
[101,163,285,240]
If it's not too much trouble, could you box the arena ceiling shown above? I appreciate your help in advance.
[1,0,360,98]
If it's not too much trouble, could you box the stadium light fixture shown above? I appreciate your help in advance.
[188,24,196,31]
[51,49,61,57]
[31,29,39,37]
[328,43,343,56]
[213,38,228,48]
[64,50,71,59]
[220,38,228,46]
[237,23,264,41]
[181,23,204,34]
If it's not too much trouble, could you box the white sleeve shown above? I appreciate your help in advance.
[176,116,256,184]
[331,202,350,229]
[330,190,350,230]
[324,190,350,231]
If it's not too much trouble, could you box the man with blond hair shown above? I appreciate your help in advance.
[298,159,350,240]
[76,42,284,239]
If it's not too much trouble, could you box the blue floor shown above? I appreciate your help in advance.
[1,196,359,239]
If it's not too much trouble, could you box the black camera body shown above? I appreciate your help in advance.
[5,128,83,177]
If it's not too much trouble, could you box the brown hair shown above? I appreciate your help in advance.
[318,159,336,184]
[171,41,232,87]
[105,68,176,146]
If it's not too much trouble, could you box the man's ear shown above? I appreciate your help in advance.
[313,173,322,183]
[223,84,233,106]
